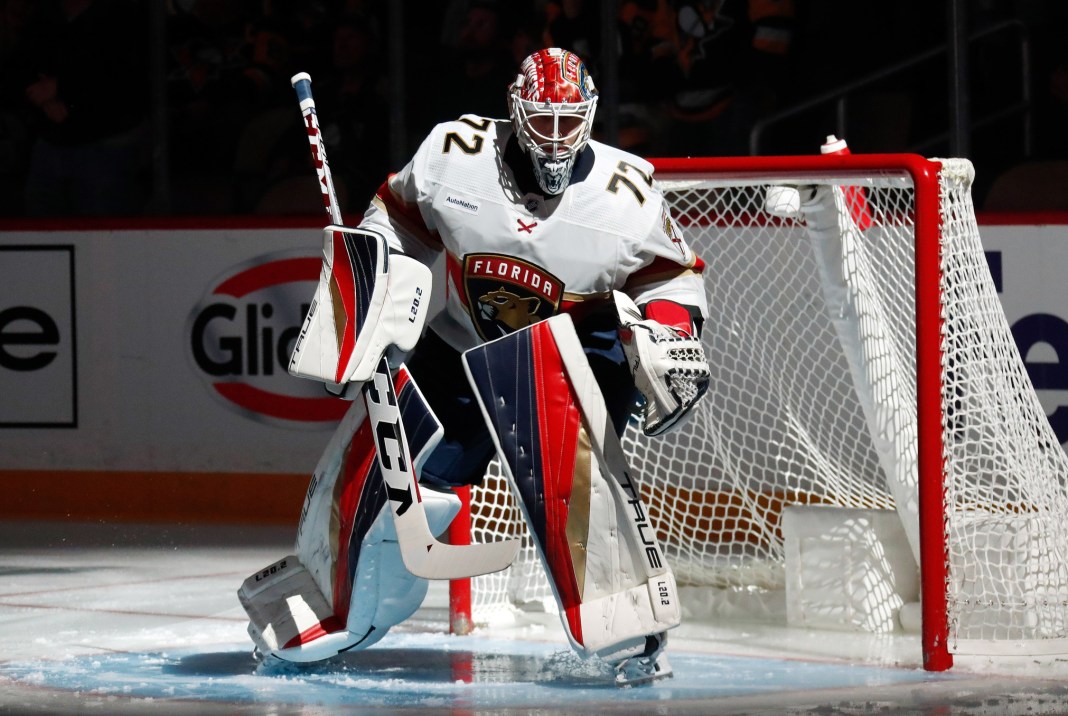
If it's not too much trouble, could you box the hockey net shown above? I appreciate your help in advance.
[452,153,1068,669]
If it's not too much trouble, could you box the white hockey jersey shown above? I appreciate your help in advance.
[358,115,708,352]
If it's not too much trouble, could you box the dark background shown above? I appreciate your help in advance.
[1,0,1064,219]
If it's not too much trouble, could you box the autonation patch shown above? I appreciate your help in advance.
[0,246,76,427]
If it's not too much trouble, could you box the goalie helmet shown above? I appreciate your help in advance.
[507,48,598,196]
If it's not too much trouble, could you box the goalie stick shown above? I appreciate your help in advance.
[291,72,519,579]
[292,72,344,225]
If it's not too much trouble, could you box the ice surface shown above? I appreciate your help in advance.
[3,522,1068,715]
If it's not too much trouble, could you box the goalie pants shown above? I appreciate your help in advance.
[409,308,639,489]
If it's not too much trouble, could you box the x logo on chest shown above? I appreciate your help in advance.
[517,218,538,234]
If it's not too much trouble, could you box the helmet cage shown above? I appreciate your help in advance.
[509,94,597,195]
[510,95,597,161]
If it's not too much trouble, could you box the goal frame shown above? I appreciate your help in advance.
[449,153,953,671]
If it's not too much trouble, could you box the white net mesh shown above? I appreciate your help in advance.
[462,157,1068,653]
[937,159,1068,648]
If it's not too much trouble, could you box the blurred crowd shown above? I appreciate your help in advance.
[1,0,1068,218]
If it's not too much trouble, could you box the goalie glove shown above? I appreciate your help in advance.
[614,291,710,437]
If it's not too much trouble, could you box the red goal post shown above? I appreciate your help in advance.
[448,153,1068,672]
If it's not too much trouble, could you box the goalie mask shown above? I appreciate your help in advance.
[508,48,598,196]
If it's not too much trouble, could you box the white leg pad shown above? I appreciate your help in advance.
[344,486,461,645]
[239,555,355,662]
[463,315,681,664]
[239,488,460,663]
[579,573,680,658]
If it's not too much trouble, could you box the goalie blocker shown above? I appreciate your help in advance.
[288,225,432,394]
[463,315,681,685]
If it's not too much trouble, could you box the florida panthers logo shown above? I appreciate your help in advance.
[463,253,563,339]
[479,288,541,332]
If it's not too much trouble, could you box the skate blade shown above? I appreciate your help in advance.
[614,654,673,687]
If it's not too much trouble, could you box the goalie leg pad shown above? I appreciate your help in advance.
[238,487,460,663]
[291,365,442,625]
[344,485,461,646]
[462,315,681,659]
[238,555,352,662]
[239,365,451,662]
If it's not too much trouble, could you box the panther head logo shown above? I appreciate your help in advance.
[478,287,542,333]
[463,254,563,340]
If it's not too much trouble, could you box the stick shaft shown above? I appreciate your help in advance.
[291,72,343,225]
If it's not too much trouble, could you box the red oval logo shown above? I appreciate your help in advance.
[188,250,349,425]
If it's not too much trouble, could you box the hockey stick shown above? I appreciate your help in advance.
[292,72,344,225]
[290,73,519,579]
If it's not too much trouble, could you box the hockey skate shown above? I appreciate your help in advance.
[609,633,673,687]
[614,652,672,687]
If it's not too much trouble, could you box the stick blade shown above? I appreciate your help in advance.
[394,514,520,579]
